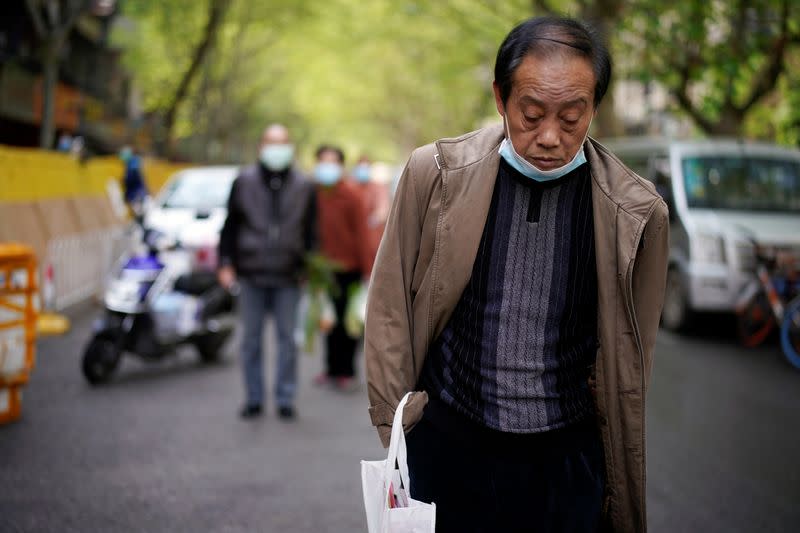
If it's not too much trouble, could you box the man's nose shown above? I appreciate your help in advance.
[535,121,560,149]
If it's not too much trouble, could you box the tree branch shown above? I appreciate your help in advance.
[55,0,91,43]
[670,61,716,134]
[163,0,231,153]
[739,0,790,112]
[724,0,749,106]
[24,0,47,39]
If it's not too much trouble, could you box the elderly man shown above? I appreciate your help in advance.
[365,16,669,532]
[218,124,316,420]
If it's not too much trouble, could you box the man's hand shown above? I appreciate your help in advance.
[217,266,236,290]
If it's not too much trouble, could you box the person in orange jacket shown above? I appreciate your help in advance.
[312,145,373,391]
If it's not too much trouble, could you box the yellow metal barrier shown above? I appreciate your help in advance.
[0,146,191,336]
[0,243,38,424]
[0,145,191,202]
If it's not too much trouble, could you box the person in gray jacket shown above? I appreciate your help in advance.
[218,124,316,420]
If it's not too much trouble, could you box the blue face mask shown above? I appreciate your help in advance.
[353,163,371,183]
[498,117,590,182]
[315,162,343,186]
[260,144,294,172]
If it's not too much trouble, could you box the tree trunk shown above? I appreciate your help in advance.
[580,0,624,138]
[162,0,230,157]
[39,42,59,149]
[707,110,745,137]
[28,0,89,149]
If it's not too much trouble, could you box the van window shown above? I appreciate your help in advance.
[681,156,800,212]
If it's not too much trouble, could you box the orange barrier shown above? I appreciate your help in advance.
[0,243,37,424]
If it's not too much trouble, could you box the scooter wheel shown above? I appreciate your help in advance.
[82,337,121,385]
[194,331,231,363]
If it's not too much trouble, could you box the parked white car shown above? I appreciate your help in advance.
[605,138,800,331]
[143,166,238,271]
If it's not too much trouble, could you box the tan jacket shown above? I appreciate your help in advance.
[365,124,669,532]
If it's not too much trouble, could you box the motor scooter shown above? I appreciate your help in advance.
[81,227,235,385]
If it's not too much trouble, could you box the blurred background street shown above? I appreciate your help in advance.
[1,308,799,532]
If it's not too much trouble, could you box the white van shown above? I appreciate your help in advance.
[143,166,239,271]
[604,138,800,331]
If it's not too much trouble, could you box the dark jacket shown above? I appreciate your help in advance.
[218,164,316,287]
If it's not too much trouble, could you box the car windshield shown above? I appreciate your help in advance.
[161,170,236,209]
[682,156,800,212]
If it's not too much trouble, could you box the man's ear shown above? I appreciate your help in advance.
[492,81,505,118]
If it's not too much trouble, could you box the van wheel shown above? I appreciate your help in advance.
[662,268,692,332]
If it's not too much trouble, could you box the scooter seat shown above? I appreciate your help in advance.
[174,272,218,296]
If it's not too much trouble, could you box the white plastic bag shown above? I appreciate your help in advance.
[294,289,337,353]
[361,393,436,533]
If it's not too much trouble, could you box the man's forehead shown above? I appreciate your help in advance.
[511,54,594,103]
[262,125,290,143]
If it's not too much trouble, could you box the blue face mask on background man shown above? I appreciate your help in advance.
[260,144,294,172]
[315,162,343,186]
[498,116,591,182]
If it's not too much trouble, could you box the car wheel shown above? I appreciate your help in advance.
[661,268,692,332]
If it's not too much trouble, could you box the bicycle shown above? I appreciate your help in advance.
[735,246,800,368]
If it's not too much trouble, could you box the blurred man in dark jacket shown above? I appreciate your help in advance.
[218,124,316,420]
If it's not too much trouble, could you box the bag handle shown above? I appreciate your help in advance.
[384,392,413,500]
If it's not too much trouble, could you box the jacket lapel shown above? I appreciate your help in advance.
[430,144,501,339]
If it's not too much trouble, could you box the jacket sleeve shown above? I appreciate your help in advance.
[355,188,375,278]
[364,149,429,447]
[218,176,240,269]
[632,199,670,390]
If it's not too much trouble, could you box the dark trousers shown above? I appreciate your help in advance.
[407,401,605,533]
[325,270,361,377]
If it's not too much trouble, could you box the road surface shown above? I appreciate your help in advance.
[1,306,799,532]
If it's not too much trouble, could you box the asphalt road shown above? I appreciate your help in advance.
[1,306,799,532]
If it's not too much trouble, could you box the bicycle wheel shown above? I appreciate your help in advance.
[780,297,800,370]
[737,291,775,348]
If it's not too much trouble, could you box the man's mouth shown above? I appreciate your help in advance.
[529,157,561,170]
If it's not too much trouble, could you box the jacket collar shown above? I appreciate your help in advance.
[434,123,504,171]
[585,139,661,222]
